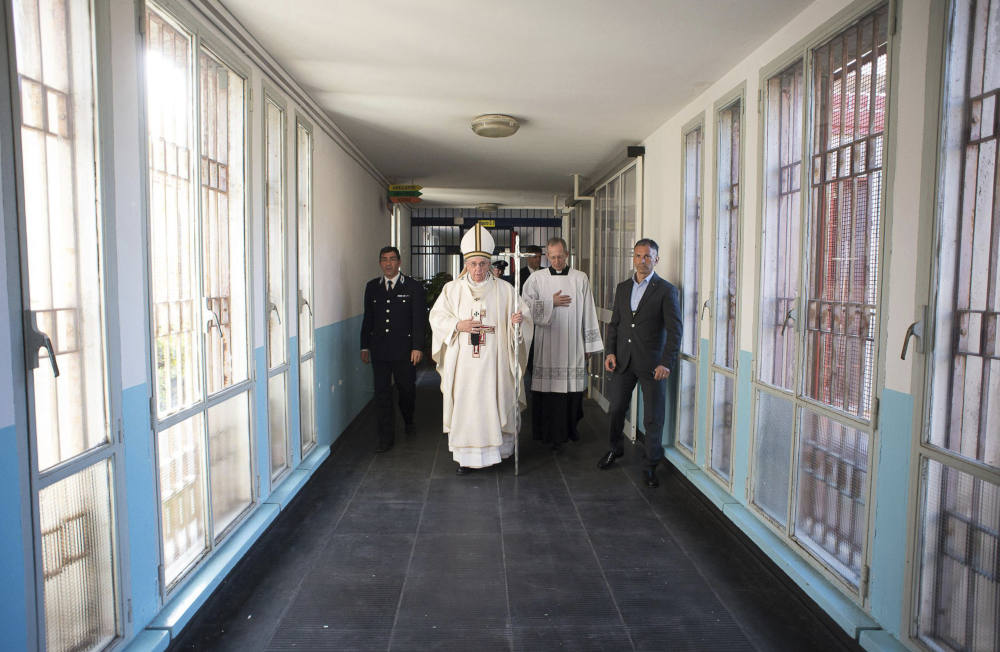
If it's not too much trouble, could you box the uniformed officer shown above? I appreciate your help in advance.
[361,246,427,452]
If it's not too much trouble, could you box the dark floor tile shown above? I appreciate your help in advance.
[562,468,645,501]
[396,574,507,627]
[407,532,504,577]
[575,498,663,535]
[506,569,620,627]
[502,530,598,573]
[268,627,390,651]
[426,476,500,502]
[587,529,693,572]
[419,498,501,534]
[512,624,633,651]
[311,533,414,579]
[353,470,429,503]
[389,625,510,652]
[335,500,423,535]
[279,573,405,630]
[604,568,724,627]
[630,620,754,651]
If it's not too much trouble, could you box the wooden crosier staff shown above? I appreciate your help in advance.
[498,234,531,476]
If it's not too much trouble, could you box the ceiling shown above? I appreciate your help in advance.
[222,0,812,207]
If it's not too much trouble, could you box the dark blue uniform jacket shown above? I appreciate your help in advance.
[361,274,427,361]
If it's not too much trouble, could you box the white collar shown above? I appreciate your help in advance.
[383,272,402,285]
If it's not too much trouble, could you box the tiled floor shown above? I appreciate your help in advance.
[172,369,859,651]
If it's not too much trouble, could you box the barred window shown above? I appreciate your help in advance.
[677,125,703,454]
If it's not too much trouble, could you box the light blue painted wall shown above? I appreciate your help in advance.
[868,388,915,638]
[122,383,160,632]
[0,423,29,651]
[314,315,372,449]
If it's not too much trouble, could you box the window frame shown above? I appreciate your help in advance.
[4,0,128,645]
[294,114,315,458]
[675,113,706,462]
[262,88,291,482]
[911,0,1000,646]
[744,0,898,603]
[140,0,257,597]
[706,85,746,489]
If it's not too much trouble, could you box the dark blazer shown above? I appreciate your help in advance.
[361,274,427,361]
[606,272,682,375]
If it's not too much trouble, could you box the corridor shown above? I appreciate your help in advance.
[173,370,855,651]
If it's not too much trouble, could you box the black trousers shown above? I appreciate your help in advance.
[531,391,584,445]
[372,359,416,446]
[607,362,666,470]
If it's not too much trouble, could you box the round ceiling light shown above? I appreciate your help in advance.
[471,114,519,138]
[475,203,499,212]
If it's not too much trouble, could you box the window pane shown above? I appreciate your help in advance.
[265,99,286,368]
[14,0,109,471]
[296,124,313,355]
[928,0,1000,470]
[200,52,248,394]
[714,101,741,370]
[299,358,316,455]
[804,5,888,421]
[759,62,804,391]
[794,408,869,585]
[682,127,703,357]
[269,373,288,477]
[752,391,794,526]
[145,9,201,418]
[579,201,591,281]
[157,414,207,584]
[622,167,637,281]
[207,392,251,535]
[39,460,117,652]
[710,372,734,480]
[917,460,999,651]
[677,358,698,452]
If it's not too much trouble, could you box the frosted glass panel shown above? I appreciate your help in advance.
[265,99,286,368]
[145,9,202,418]
[713,101,740,370]
[752,391,794,525]
[296,124,313,355]
[269,373,288,477]
[794,408,869,585]
[917,460,999,651]
[200,52,248,395]
[39,460,117,652]
[207,392,251,535]
[677,358,697,452]
[710,372,734,480]
[15,0,109,470]
[299,358,316,455]
[157,414,207,583]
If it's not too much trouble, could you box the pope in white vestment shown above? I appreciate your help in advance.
[521,238,602,447]
[429,224,532,472]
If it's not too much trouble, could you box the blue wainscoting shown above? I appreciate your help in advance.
[0,423,29,652]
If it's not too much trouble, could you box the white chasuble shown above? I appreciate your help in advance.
[522,268,603,393]
[429,275,533,467]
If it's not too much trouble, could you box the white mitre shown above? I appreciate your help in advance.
[461,222,495,260]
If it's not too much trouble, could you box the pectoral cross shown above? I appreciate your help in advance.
[470,306,495,358]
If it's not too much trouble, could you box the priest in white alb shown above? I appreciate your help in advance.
[429,223,532,474]
[521,237,602,450]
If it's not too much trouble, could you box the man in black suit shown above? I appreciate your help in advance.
[597,238,682,487]
[361,246,427,452]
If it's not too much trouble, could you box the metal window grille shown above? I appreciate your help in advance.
[795,409,869,584]
[804,5,888,421]
[918,2,1000,649]
[918,460,999,651]
[146,9,201,418]
[759,61,804,391]
[929,0,1000,469]
[714,100,741,370]
[677,126,703,453]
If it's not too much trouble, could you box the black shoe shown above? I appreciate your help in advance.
[455,465,472,475]
[643,468,659,488]
[404,422,417,436]
[597,450,623,470]
[375,442,393,453]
